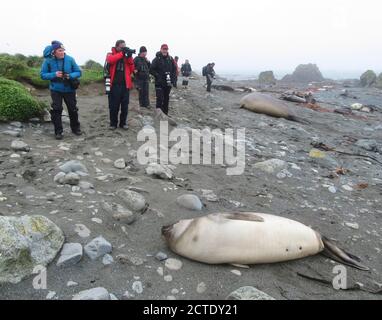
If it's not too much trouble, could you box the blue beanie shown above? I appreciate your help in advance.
[51,40,64,51]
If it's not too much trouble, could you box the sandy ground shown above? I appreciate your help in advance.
[0,77,381,300]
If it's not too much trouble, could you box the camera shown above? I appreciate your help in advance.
[122,47,136,58]
[165,72,172,87]
[105,77,111,94]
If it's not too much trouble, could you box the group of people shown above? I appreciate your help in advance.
[40,40,214,140]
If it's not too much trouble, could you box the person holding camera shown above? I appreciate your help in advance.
[149,44,177,116]
[105,40,135,130]
[40,41,82,140]
[133,46,151,109]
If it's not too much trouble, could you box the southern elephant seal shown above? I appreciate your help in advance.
[162,212,369,271]
[240,92,303,122]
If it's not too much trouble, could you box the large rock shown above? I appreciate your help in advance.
[176,195,203,211]
[226,287,276,300]
[84,236,112,261]
[116,189,148,213]
[0,215,64,284]
[57,243,83,267]
[282,64,324,83]
[360,70,377,87]
[258,71,276,85]
[72,287,110,300]
[375,73,382,89]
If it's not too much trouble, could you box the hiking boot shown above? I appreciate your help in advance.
[55,133,63,140]
[73,130,83,136]
[120,125,129,130]
[109,126,117,131]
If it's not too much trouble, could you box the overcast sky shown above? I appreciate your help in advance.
[1,0,381,78]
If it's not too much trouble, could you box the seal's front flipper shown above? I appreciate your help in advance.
[321,237,370,271]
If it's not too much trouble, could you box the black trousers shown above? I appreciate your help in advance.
[50,91,80,135]
[206,75,213,92]
[136,79,150,108]
[155,85,172,115]
[108,84,129,128]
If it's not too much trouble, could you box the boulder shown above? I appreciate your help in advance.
[258,71,276,85]
[176,195,203,211]
[56,243,83,267]
[282,64,324,83]
[0,215,64,284]
[84,236,112,261]
[360,70,377,87]
[116,189,148,213]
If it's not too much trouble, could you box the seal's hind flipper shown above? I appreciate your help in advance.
[221,212,265,223]
[321,237,370,271]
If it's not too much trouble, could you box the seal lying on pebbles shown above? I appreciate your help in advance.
[162,212,369,271]
[240,92,307,123]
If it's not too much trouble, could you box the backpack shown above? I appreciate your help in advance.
[202,66,208,77]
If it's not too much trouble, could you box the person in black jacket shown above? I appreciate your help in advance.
[181,60,192,77]
[181,59,192,89]
[134,46,151,108]
[206,62,216,92]
[149,44,176,116]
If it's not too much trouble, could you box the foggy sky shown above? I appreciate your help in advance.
[1,0,381,79]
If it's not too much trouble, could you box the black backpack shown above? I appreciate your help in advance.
[202,65,208,76]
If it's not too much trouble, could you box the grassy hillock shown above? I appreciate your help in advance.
[0,77,47,121]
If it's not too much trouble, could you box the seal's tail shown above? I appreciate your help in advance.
[321,237,370,271]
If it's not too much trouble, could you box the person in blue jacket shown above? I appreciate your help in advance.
[41,41,82,140]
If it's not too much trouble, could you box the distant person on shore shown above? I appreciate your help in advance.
[40,41,82,140]
[173,56,180,88]
[205,63,216,92]
[181,59,192,89]
[150,44,177,116]
[105,40,135,130]
[134,46,151,109]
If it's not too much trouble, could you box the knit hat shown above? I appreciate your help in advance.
[161,44,169,50]
[139,46,147,53]
[51,40,64,52]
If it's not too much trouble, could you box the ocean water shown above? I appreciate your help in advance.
[218,70,366,81]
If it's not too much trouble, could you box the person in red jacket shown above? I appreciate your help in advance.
[105,40,135,130]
